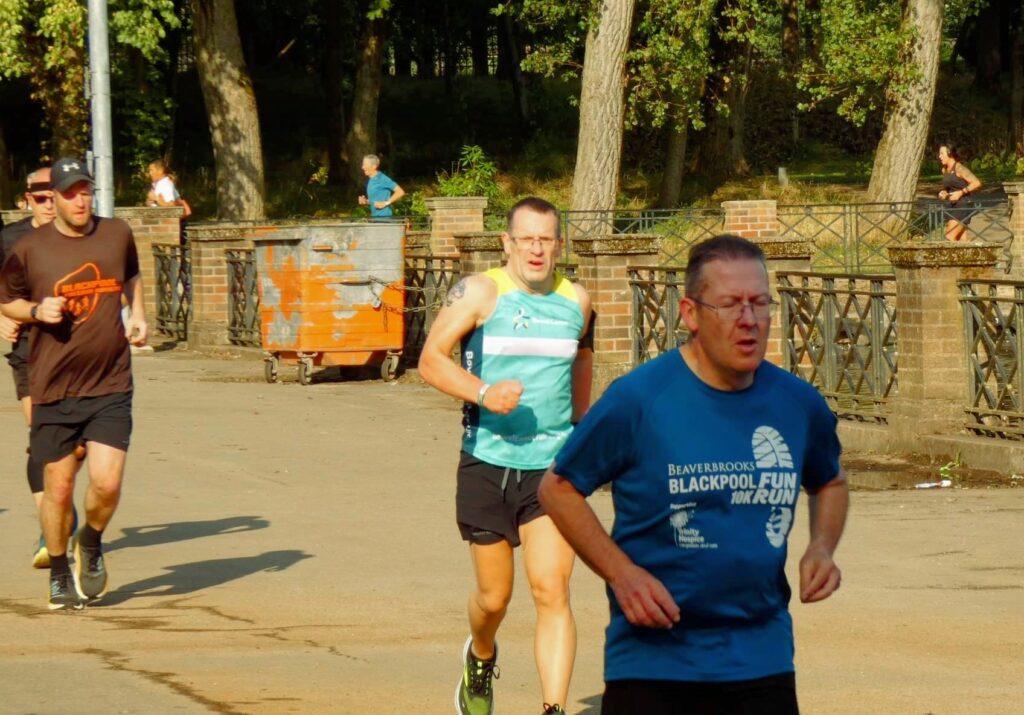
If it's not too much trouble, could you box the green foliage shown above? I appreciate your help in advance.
[796,0,912,127]
[626,0,717,132]
[0,0,179,158]
[436,145,503,201]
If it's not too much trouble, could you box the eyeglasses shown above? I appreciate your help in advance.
[510,235,559,249]
[692,297,778,321]
[28,194,54,205]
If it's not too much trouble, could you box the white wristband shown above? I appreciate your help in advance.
[477,383,491,408]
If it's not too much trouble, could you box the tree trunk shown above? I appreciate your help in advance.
[570,0,636,214]
[0,123,12,211]
[656,120,688,209]
[866,0,943,203]
[975,0,1002,91]
[1012,14,1024,154]
[344,16,388,189]
[501,13,531,136]
[323,0,346,184]
[698,27,753,184]
[469,3,491,77]
[190,0,266,220]
[782,0,801,145]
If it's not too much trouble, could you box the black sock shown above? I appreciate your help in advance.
[50,553,70,577]
[79,523,103,549]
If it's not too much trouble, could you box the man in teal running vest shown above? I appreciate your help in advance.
[419,197,594,715]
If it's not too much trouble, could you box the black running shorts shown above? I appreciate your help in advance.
[455,451,548,547]
[6,332,29,400]
[31,391,133,464]
[602,672,799,715]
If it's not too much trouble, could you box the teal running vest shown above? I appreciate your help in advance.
[461,268,585,469]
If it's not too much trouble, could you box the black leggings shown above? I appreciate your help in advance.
[602,672,798,715]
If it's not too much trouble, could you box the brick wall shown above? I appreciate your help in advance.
[454,232,506,276]
[722,200,779,239]
[426,197,487,255]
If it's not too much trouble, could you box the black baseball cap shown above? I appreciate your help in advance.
[50,157,94,192]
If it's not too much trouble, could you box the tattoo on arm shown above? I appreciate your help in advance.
[445,279,468,307]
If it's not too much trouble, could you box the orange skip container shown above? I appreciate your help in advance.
[254,223,405,384]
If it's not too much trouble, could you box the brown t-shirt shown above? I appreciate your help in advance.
[0,217,140,404]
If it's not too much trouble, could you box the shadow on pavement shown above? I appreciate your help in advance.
[97,549,312,606]
[577,693,602,714]
[105,515,270,553]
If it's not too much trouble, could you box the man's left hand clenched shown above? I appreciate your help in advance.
[799,543,841,603]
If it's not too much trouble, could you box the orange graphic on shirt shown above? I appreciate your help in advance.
[53,263,123,325]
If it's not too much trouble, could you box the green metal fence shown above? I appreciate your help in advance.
[153,244,191,341]
[226,248,261,346]
[959,278,1024,440]
[403,254,462,362]
[628,266,687,364]
[777,271,898,422]
[563,209,725,265]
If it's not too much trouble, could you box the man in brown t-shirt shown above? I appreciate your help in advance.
[0,157,148,610]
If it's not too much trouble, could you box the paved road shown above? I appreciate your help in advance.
[1,352,1021,714]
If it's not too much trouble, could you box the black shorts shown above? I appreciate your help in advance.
[456,451,547,547]
[602,672,798,715]
[31,391,133,464]
[6,332,29,400]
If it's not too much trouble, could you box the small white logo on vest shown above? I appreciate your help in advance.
[513,307,530,331]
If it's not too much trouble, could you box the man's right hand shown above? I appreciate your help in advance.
[610,563,681,629]
[358,195,369,206]
[0,313,21,341]
[482,380,523,414]
[35,297,68,324]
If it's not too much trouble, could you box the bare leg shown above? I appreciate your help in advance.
[41,453,81,556]
[83,441,127,532]
[467,540,515,660]
[945,219,968,241]
[521,515,577,709]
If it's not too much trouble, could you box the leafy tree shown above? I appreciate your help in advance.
[0,0,177,157]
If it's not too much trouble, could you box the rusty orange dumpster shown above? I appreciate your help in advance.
[254,223,405,384]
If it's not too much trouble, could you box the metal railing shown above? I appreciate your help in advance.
[403,254,462,361]
[959,279,1024,439]
[777,271,898,421]
[153,244,191,340]
[629,266,687,364]
[563,208,724,265]
[778,198,1012,273]
[226,248,261,347]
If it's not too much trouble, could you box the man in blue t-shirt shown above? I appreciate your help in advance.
[357,154,405,219]
[539,234,849,715]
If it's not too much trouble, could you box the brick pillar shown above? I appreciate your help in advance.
[425,197,488,256]
[887,243,999,437]
[115,207,184,320]
[574,234,660,396]
[1003,182,1024,274]
[722,200,779,239]
[455,231,506,276]
[751,237,812,367]
[187,224,265,348]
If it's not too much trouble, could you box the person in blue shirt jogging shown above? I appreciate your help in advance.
[539,234,849,715]
[419,197,594,715]
[358,154,405,219]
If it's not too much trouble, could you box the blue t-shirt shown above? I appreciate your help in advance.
[366,172,398,218]
[554,349,841,683]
